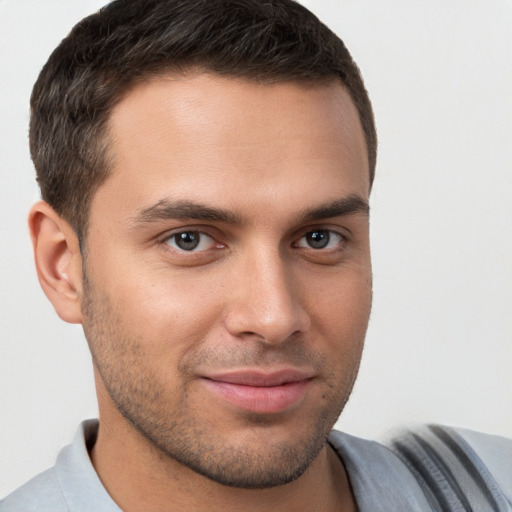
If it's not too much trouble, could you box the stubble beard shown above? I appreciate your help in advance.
[80,272,364,489]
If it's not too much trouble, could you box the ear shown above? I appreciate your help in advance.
[29,201,84,324]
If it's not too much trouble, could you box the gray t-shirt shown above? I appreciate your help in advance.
[1,420,511,511]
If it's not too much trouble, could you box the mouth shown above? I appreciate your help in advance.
[200,369,315,414]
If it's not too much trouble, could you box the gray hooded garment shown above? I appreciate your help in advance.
[1,419,511,511]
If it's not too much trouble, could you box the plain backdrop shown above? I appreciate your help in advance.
[1,0,511,498]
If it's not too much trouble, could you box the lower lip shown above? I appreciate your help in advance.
[202,379,311,414]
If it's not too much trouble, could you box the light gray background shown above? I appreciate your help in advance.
[1,0,511,498]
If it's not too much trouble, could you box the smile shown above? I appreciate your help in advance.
[200,369,314,414]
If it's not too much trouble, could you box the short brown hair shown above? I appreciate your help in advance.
[30,0,377,241]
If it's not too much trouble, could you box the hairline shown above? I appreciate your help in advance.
[76,70,371,250]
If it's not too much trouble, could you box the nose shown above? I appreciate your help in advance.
[223,248,310,344]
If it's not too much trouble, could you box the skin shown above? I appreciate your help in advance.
[30,73,372,512]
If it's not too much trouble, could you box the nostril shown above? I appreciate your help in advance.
[223,299,310,345]
[222,256,310,343]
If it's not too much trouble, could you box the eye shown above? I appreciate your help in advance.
[165,231,218,252]
[295,229,344,250]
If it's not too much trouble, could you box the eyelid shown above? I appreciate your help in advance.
[160,227,224,253]
[159,224,218,241]
[293,225,349,246]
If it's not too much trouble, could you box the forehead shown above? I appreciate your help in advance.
[94,73,369,222]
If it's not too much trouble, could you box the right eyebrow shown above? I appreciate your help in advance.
[130,194,369,229]
[130,199,244,226]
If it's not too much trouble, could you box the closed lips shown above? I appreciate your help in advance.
[200,369,315,414]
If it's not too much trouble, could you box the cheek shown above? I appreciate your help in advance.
[306,265,372,338]
[313,276,371,390]
[304,274,371,389]
[98,263,227,356]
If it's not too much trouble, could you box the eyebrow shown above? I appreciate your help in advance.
[132,200,243,226]
[296,195,369,223]
[131,195,369,227]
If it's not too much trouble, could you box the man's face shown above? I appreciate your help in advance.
[81,74,372,488]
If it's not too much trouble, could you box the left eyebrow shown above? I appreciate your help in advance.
[130,194,369,228]
[297,195,370,223]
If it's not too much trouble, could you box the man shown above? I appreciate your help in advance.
[1,0,510,511]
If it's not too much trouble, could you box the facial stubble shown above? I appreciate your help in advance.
[80,269,365,489]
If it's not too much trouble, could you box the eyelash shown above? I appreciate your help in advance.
[163,230,222,253]
[161,228,347,254]
[293,229,346,251]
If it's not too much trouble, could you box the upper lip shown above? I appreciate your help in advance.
[202,368,315,387]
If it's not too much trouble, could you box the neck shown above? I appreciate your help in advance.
[90,410,355,512]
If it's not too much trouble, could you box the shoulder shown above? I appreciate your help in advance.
[329,427,512,512]
[328,430,433,511]
[388,424,512,511]
[1,419,120,512]
[451,427,512,503]
[0,467,67,512]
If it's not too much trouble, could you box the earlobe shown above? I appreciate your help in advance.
[29,201,84,324]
